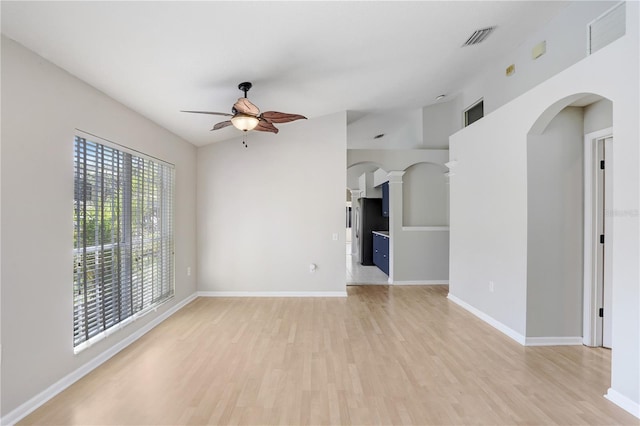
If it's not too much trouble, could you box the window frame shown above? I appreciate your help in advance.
[463,98,484,127]
[73,131,175,353]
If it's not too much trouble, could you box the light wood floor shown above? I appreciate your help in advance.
[21,285,637,425]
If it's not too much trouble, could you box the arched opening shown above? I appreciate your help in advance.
[526,93,613,347]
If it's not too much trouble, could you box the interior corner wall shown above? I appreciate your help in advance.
[584,99,613,134]
[526,107,584,338]
[0,37,198,417]
[197,112,346,293]
[449,1,639,410]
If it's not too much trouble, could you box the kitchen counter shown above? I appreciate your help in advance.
[372,230,389,237]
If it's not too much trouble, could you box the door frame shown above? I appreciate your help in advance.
[583,127,613,347]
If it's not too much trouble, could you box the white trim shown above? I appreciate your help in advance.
[583,128,613,346]
[0,293,198,426]
[463,97,484,127]
[605,388,640,419]
[401,226,449,231]
[372,231,390,237]
[524,336,583,346]
[347,282,388,286]
[197,291,348,298]
[75,129,175,168]
[73,293,177,354]
[391,280,449,285]
[447,293,526,345]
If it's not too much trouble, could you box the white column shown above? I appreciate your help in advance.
[387,171,405,283]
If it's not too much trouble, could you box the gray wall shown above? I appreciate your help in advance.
[393,229,450,282]
[197,112,347,293]
[584,99,613,134]
[422,98,462,149]
[1,37,198,416]
[403,162,448,226]
[526,107,584,338]
[449,3,639,405]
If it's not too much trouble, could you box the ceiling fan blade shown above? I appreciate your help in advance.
[261,111,307,124]
[211,120,233,131]
[181,110,233,117]
[233,98,260,116]
[254,119,279,134]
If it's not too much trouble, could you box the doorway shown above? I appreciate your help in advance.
[584,129,613,348]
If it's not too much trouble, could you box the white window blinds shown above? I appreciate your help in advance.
[73,135,174,349]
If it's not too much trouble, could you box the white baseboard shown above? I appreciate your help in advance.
[197,291,348,298]
[525,336,583,346]
[347,282,388,286]
[604,388,640,419]
[391,280,449,285]
[605,388,640,419]
[447,293,526,345]
[1,293,198,426]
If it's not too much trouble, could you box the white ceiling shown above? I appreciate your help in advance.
[1,1,569,147]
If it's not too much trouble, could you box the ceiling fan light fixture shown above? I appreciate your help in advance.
[183,82,306,135]
[231,113,259,131]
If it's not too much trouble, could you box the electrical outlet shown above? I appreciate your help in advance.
[489,281,495,292]
[332,233,339,241]
[187,267,191,277]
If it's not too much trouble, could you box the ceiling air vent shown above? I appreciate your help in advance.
[463,26,496,46]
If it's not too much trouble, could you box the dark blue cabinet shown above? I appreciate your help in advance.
[373,232,390,275]
[381,182,389,217]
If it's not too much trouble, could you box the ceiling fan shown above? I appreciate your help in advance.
[181,82,307,134]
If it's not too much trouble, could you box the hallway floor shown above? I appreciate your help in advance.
[346,241,389,285]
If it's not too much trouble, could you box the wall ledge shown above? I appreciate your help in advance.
[401,226,450,231]
[0,293,198,426]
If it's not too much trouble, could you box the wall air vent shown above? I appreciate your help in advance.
[462,26,496,46]
[588,2,625,55]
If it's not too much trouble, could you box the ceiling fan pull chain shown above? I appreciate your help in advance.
[242,133,248,148]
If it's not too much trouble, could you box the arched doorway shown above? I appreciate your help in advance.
[526,93,613,347]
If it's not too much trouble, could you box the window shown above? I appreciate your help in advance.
[73,135,174,350]
[464,99,484,127]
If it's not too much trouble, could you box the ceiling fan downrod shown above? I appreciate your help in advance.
[238,82,252,98]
